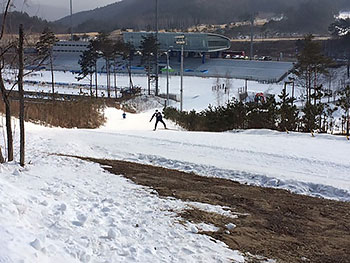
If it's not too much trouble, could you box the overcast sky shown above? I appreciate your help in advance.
[11,0,120,21]
[33,0,118,12]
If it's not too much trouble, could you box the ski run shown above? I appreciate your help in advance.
[1,71,349,262]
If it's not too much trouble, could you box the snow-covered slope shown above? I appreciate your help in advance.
[1,104,349,261]
[1,67,350,261]
[0,114,245,262]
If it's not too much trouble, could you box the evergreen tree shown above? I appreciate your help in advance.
[310,84,324,106]
[323,104,338,133]
[329,18,350,38]
[246,96,277,129]
[336,85,350,136]
[140,35,159,95]
[233,101,247,129]
[36,27,57,97]
[120,42,135,89]
[293,35,333,104]
[277,89,299,132]
[301,101,324,132]
[77,42,98,97]
[92,32,116,98]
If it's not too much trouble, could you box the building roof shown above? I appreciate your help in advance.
[123,32,231,53]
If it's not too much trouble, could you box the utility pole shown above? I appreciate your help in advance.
[175,35,186,111]
[166,50,170,106]
[18,24,25,167]
[180,45,184,111]
[70,0,73,41]
[250,15,254,60]
[155,0,159,96]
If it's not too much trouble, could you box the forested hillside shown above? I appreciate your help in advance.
[56,0,350,33]
[0,11,64,33]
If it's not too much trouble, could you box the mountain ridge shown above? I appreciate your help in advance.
[49,0,350,34]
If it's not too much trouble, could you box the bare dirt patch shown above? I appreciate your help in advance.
[78,157,350,263]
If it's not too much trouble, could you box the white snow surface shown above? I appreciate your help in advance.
[6,70,286,111]
[1,70,350,262]
[66,109,350,201]
[0,114,246,262]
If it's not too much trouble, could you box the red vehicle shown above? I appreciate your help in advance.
[222,51,246,59]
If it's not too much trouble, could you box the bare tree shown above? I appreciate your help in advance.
[36,27,57,98]
[0,0,14,162]
[213,77,224,107]
[224,72,233,103]
[18,23,24,166]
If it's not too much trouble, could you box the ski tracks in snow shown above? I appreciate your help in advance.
[0,148,244,262]
[77,131,350,202]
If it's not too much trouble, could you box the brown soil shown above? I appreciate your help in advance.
[78,157,350,263]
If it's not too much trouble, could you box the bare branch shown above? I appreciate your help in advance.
[0,0,12,40]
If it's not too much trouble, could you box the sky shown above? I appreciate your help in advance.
[10,0,120,21]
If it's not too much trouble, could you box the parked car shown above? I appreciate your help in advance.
[258,56,272,61]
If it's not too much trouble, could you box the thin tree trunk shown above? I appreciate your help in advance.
[5,102,13,161]
[128,58,133,89]
[0,73,13,162]
[50,53,54,99]
[347,109,350,137]
[308,71,311,104]
[18,24,25,166]
[90,72,93,97]
[106,59,110,98]
[95,62,98,98]
[113,59,117,99]
[148,58,151,95]
[0,147,4,163]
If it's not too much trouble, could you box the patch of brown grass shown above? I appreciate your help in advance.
[0,99,106,128]
[78,157,350,263]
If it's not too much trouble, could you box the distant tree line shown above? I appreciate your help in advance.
[0,11,64,33]
[164,85,349,135]
[326,17,350,60]
[2,1,350,36]
[58,0,350,35]
[163,93,297,132]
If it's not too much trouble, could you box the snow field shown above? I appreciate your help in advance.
[0,146,244,262]
[7,69,288,111]
[1,67,349,262]
[22,107,350,202]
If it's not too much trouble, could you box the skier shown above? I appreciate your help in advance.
[122,112,126,119]
[150,109,167,131]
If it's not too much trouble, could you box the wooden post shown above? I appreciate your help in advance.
[18,24,25,166]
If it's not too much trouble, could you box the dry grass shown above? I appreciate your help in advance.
[80,157,350,263]
[0,99,106,129]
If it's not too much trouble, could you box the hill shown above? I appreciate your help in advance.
[56,0,350,34]
[0,11,65,34]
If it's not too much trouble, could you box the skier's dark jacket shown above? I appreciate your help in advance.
[150,112,163,122]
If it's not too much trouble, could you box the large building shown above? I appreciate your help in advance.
[50,33,293,82]
[123,32,231,53]
[53,41,89,54]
